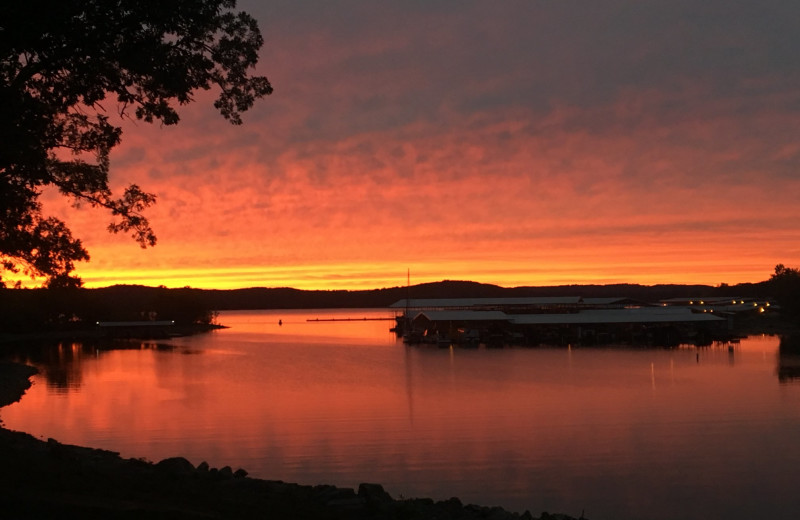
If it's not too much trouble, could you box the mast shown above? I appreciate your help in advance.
[405,268,410,326]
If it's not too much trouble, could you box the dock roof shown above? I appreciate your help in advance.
[390,297,583,309]
[580,297,641,305]
[510,308,725,325]
[659,296,751,304]
[413,310,511,322]
[405,307,724,326]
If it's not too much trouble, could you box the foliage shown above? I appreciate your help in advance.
[770,264,800,320]
[0,285,219,331]
[0,0,272,287]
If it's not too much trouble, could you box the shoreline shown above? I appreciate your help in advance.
[2,315,796,347]
[0,362,581,520]
[0,323,226,345]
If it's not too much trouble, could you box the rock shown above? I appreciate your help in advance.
[440,496,463,509]
[197,461,210,473]
[326,496,366,510]
[155,457,195,477]
[465,504,514,519]
[486,505,515,520]
[218,465,234,479]
[541,512,582,520]
[233,468,248,478]
[357,482,393,514]
[314,484,358,505]
[540,513,583,520]
[46,439,66,461]
[358,482,393,503]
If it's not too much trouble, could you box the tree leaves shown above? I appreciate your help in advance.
[770,264,800,320]
[0,0,272,286]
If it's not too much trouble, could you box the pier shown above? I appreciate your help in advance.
[306,317,395,322]
[389,296,770,347]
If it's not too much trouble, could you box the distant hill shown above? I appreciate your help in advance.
[79,279,776,311]
[0,279,776,332]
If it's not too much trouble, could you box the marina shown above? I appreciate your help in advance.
[391,296,769,347]
[306,317,395,322]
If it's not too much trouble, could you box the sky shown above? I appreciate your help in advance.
[44,0,800,290]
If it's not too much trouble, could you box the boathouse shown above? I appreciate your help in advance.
[394,297,727,346]
[509,307,725,345]
[660,297,771,314]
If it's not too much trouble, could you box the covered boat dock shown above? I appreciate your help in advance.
[393,297,729,346]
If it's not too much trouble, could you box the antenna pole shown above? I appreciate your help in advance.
[405,269,411,330]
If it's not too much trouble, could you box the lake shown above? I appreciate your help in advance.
[3,308,800,520]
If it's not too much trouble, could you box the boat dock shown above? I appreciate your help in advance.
[306,317,395,322]
[390,296,770,347]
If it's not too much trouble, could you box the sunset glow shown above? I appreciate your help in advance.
[40,1,800,290]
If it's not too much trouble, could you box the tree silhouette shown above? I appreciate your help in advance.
[1,0,272,287]
[770,264,800,321]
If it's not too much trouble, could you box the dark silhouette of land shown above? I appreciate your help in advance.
[76,279,774,310]
[2,277,795,339]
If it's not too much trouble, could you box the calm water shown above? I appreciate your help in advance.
[3,309,800,520]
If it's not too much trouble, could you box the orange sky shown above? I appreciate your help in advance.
[39,1,800,290]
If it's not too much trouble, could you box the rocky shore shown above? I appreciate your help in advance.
[0,362,583,520]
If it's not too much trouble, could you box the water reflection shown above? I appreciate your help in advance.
[2,340,189,392]
[2,311,800,520]
[778,335,800,383]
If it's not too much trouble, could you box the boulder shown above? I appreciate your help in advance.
[358,482,393,504]
[155,457,195,477]
[314,484,359,505]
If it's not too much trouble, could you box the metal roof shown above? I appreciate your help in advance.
[660,297,751,304]
[412,310,511,322]
[390,297,583,309]
[580,297,637,305]
[691,303,767,313]
[406,307,724,325]
[511,308,725,325]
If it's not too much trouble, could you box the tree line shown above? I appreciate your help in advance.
[1,267,798,333]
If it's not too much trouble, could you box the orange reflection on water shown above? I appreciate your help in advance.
[3,319,800,520]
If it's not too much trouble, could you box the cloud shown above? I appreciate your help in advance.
[45,0,800,289]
